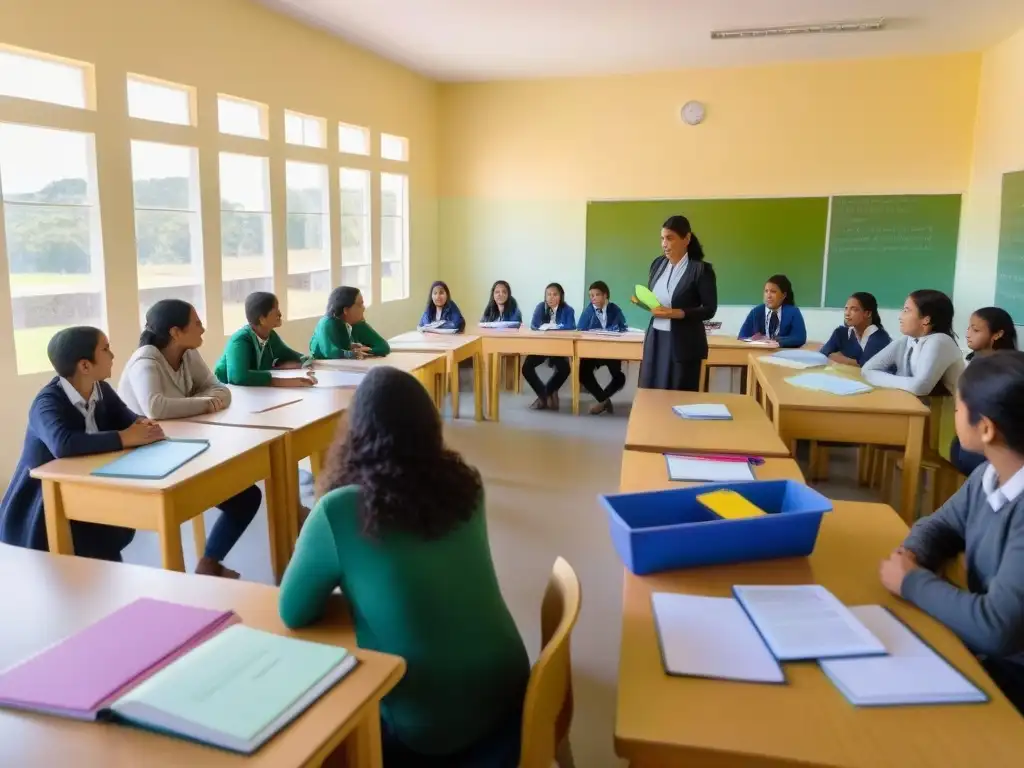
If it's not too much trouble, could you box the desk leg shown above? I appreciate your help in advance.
[473,351,484,422]
[488,352,501,422]
[41,480,74,555]
[746,363,756,398]
[266,438,289,584]
[571,350,581,416]
[900,415,926,525]
[343,709,383,768]
[448,352,459,419]
[157,499,186,572]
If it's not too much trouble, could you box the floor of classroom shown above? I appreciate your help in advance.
[122,367,885,767]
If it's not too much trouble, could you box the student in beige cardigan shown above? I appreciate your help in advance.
[117,299,258,578]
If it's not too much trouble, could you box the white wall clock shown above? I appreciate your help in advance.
[681,100,706,126]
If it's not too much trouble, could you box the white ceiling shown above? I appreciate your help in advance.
[256,0,1024,81]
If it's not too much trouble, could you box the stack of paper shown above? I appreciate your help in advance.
[420,327,459,335]
[672,404,732,420]
[665,455,755,483]
[785,373,873,396]
[761,350,829,370]
[478,321,521,329]
[742,338,778,346]
[582,329,627,337]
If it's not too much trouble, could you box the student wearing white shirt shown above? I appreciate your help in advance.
[862,289,965,396]
[524,283,576,410]
[637,215,718,391]
[881,350,1024,714]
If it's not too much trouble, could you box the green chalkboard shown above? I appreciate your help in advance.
[824,195,961,309]
[994,171,1024,323]
[585,198,829,328]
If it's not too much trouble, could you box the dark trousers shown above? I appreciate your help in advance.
[950,437,986,477]
[580,359,626,403]
[982,657,1024,715]
[522,355,570,399]
[204,484,262,562]
[70,521,136,562]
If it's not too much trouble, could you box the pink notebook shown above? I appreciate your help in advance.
[0,598,238,720]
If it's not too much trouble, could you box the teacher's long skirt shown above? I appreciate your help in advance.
[639,329,703,392]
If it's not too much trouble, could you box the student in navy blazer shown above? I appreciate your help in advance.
[738,274,807,348]
[819,292,891,366]
[577,281,629,414]
[419,280,466,332]
[480,280,522,324]
[524,283,576,410]
[0,327,164,560]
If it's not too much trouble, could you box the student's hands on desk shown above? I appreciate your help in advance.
[271,373,318,388]
[351,343,374,359]
[880,547,920,595]
[120,419,165,448]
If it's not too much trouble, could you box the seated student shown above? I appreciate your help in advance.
[480,280,522,324]
[524,282,576,411]
[118,299,261,579]
[950,307,1018,477]
[862,289,964,397]
[309,286,391,360]
[215,292,315,387]
[737,274,807,348]
[279,367,528,765]
[577,280,628,415]
[881,350,1024,715]
[418,280,466,332]
[0,327,164,560]
[819,292,891,366]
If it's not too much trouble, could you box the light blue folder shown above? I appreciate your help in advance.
[92,439,210,479]
[785,373,873,396]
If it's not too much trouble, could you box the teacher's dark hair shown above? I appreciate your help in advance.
[909,289,955,339]
[663,215,705,262]
[482,280,518,322]
[959,350,1024,454]
[325,286,361,319]
[767,274,796,306]
[317,367,483,540]
[851,292,883,330]
[140,299,193,349]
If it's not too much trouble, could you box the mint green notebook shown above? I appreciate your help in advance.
[110,625,357,754]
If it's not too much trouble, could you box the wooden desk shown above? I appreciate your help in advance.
[618,450,804,493]
[572,332,644,415]
[387,332,484,421]
[615,501,1024,768]
[746,356,930,523]
[184,387,354,581]
[0,544,404,768]
[706,337,822,392]
[625,389,791,458]
[311,352,448,410]
[472,326,578,421]
[31,421,288,578]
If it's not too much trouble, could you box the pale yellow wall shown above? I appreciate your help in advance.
[438,54,980,336]
[957,27,1024,324]
[0,0,437,483]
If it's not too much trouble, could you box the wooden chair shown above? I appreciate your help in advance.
[519,557,581,768]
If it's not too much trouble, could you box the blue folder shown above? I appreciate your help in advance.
[92,439,210,480]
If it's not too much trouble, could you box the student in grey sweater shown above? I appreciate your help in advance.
[862,289,964,396]
[118,299,259,579]
[881,350,1024,713]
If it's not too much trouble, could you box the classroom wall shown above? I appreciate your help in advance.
[957,26,1024,324]
[437,54,981,336]
[0,0,438,484]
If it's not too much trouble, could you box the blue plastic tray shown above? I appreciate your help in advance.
[601,480,832,575]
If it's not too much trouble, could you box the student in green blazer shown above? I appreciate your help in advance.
[309,286,391,360]
[214,292,316,387]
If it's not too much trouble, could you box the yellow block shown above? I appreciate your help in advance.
[697,489,768,520]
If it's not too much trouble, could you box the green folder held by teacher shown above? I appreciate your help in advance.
[632,285,661,312]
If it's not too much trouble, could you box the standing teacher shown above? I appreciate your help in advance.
[638,215,718,391]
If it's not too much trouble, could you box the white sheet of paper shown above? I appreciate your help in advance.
[732,585,886,661]
[651,594,784,683]
[420,327,459,335]
[760,356,818,370]
[742,339,778,346]
[665,455,755,483]
[272,370,365,388]
[820,606,987,706]
[537,323,560,331]
[478,321,520,329]
[786,373,873,396]
[673,404,732,420]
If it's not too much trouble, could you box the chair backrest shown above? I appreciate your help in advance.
[519,557,582,768]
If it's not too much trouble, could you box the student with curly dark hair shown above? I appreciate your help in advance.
[278,366,528,765]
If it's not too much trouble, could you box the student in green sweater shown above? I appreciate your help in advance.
[279,366,528,765]
[214,292,316,387]
[308,286,390,360]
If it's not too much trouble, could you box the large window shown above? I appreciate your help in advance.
[380,133,409,162]
[126,75,192,126]
[339,123,369,156]
[219,152,272,330]
[285,111,325,148]
[0,123,105,374]
[380,172,409,303]
[0,47,90,109]
[217,95,267,139]
[340,168,371,303]
[286,161,330,320]
[130,141,203,323]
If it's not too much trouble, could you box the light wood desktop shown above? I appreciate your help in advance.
[30,421,288,578]
[746,356,930,524]
[311,352,448,410]
[572,331,645,415]
[625,389,791,458]
[0,544,404,768]
[705,336,822,392]
[618,449,804,493]
[184,387,354,580]
[615,501,1024,768]
[387,332,484,420]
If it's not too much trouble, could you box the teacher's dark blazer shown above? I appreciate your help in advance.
[646,256,718,361]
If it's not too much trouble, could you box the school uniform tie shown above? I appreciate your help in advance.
[905,343,915,375]
[768,310,780,340]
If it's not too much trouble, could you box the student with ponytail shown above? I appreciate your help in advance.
[738,274,807,348]
[819,291,892,366]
